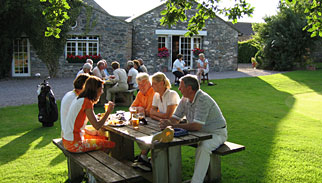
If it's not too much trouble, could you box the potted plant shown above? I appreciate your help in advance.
[192,48,204,58]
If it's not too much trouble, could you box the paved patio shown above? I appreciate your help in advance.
[0,64,284,107]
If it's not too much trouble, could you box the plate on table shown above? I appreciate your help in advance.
[105,119,126,127]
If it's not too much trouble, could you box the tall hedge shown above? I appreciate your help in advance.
[238,39,258,63]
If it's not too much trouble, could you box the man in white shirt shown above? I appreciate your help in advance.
[92,60,107,80]
[127,60,138,89]
[105,61,128,101]
[76,63,92,77]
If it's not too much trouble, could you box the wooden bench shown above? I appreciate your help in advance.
[52,138,143,183]
[189,141,245,183]
[112,89,137,107]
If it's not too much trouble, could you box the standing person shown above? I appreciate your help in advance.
[105,61,128,101]
[127,60,138,89]
[62,76,115,153]
[196,53,209,83]
[150,72,180,121]
[131,73,155,117]
[172,54,188,85]
[160,74,227,183]
[76,63,92,77]
[61,73,90,137]
[92,60,107,80]
[138,58,148,73]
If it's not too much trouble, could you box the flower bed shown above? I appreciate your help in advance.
[192,48,204,57]
[66,54,102,63]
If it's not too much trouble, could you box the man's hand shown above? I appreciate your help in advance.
[160,119,172,129]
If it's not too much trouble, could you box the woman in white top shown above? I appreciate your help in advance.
[150,72,180,121]
[172,54,188,84]
[105,61,128,101]
[197,53,209,83]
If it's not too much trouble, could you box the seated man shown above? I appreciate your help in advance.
[160,74,227,183]
[131,73,155,117]
[92,60,107,80]
[76,63,92,77]
[105,61,128,101]
[138,58,148,73]
[127,60,138,89]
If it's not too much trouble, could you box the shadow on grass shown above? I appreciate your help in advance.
[282,70,322,95]
[0,125,60,166]
[49,153,65,166]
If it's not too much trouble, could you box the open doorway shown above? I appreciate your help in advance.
[172,36,179,67]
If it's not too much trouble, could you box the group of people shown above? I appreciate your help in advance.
[130,72,227,183]
[61,53,225,183]
[172,53,210,84]
[76,58,148,101]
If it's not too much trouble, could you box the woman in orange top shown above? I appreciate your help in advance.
[62,76,115,153]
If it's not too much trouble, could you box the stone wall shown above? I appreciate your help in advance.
[131,4,238,73]
[29,1,132,78]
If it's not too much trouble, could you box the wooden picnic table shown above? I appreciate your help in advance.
[102,114,212,183]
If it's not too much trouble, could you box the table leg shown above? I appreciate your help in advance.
[168,146,182,183]
[151,147,169,183]
[109,131,134,161]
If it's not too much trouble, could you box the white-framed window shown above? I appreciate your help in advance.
[65,36,99,57]
[179,36,202,68]
[158,36,167,49]
[12,38,30,77]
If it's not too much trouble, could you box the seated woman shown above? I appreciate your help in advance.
[133,72,180,171]
[172,54,188,85]
[62,76,115,153]
[196,53,209,83]
[150,72,180,122]
[105,61,128,101]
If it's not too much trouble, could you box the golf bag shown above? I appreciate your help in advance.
[37,77,58,127]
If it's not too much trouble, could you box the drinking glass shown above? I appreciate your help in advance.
[104,103,109,113]
[129,106,137,116]
[131,113,139,129]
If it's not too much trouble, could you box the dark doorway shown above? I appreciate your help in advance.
[172,36,179,66]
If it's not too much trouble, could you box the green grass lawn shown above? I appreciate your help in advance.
[1,70,322,183]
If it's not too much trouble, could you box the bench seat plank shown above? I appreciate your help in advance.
[88,151,142,183]
[52,139,142,183]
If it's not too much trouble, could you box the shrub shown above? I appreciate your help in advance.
[238,39,258,63]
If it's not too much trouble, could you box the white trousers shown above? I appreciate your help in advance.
[105,83,128,101]
[191,128,227,183]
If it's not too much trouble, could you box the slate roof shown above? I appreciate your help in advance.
[227,22,254,36]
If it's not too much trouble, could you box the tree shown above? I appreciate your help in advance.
[285,0,322,38]
[0,0,81,78]
[252,2,316,70]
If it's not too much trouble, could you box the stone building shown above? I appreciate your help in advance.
[11,0,239,78]
[131,4,239,73]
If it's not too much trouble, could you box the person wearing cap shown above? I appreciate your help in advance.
[196,53,209,83]
[160,74,227,183]
[92,60,107,80]
[127,60,138,89]
[76,63,92,77]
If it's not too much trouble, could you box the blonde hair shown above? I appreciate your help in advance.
[151,72,171,89]
[136,73,150,83]
[199,53,205,58]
